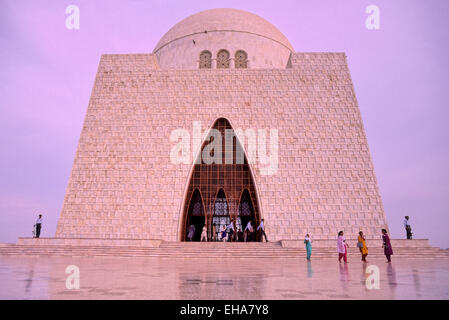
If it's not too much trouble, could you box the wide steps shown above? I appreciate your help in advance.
[0,242,448,259]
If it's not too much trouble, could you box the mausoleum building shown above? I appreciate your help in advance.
[55,8,388,242]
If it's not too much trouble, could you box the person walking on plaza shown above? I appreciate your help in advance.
[35,214,43,238]
[201,224,207,242]
[257,219,268,242]
[403,216,413,239]
[227,219,235,242]
[337,231,348,263]
[187,224,195,241]
[304,234,312,261]
[382,229,393,263]
[357,231,368,262]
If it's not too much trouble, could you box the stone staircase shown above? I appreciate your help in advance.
[0,240,448,259]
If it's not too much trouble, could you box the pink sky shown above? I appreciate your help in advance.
[1,0,448,247]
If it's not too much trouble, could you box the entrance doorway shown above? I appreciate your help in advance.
[181,118,262,241]
[238,189,257,241]
[185,189,205,241]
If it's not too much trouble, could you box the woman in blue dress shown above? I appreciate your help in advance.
[221,225,227,242]
[304,234,312,260]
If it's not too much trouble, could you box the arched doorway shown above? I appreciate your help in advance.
[180,118,262,241]
[237,189,256,239]
[184,188,205,241]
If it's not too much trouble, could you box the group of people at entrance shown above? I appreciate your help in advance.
[304,229,394,263]
[187,219,268,242]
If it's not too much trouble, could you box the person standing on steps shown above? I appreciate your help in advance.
[187,224,195,241]
[227,219,235,242]
[304,234,312,261]
[245,220,254,242]
[249,220,255,242]
[403,216,413,239]
[201,224,207,242]
[35,214,43,238]
[257,219,268,242]
[221,225,227,242]
[357,231,368,262]
[382,229,393,263]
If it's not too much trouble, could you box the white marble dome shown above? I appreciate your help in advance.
[153,8,294,69]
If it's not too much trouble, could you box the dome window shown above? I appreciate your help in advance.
[217,50,230,68]
[235,50,248,69]
[199,50,212,69]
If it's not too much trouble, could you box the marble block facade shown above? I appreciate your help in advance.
[55,8,388,242]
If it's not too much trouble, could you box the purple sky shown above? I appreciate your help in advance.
[1,0,448,248]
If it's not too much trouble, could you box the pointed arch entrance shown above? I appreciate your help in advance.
[181,118,262,241]
[185,188,205,241]
[237,189,256,237]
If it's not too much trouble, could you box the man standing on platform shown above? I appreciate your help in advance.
[403,216,413,239]
[35,214,43,238]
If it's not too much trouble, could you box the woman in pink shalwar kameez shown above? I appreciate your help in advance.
[337,231,348,263]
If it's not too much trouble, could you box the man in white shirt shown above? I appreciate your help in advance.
[257,219,268,242]
[244,220,254,242]
[35,214,43,238]
[403,216,412,239]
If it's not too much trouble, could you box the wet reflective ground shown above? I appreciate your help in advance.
[0,255,448,299]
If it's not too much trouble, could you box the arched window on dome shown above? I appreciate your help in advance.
[235,50,248,69]
[199,50,212,69]
[217,50,230,68]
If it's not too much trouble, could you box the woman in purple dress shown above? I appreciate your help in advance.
[382,229,393,263]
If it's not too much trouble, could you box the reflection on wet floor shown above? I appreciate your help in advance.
[0,255,448,299]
